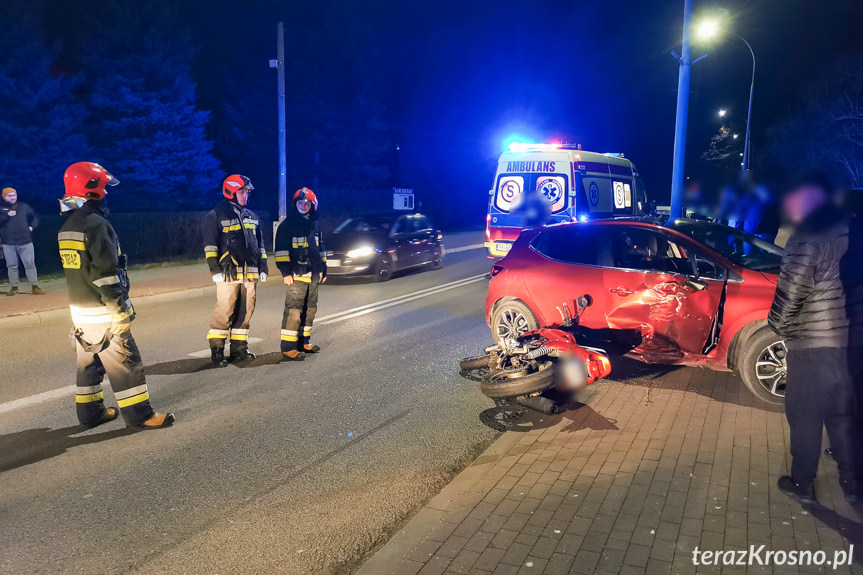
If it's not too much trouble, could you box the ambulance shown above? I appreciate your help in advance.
[485,143,649,258]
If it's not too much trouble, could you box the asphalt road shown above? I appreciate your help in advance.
[0,244,502,574]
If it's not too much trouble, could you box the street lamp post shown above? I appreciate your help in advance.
[668,0,694,225]
[731,33,756,172]
[697,20,756,173]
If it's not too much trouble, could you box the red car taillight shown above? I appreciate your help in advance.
[490,265,504,277]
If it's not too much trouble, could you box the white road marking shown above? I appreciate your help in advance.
[0,273,489,414]
[187,337,266,358]
[316,273,488,324]
[446,243,484,254]
[0,385,75,414]
[318,275,486,326]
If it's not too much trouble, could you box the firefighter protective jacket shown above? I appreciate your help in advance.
[274,212,327,281]
[58,201,133,325]
[202,199,268,281]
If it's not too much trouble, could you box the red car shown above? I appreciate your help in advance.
[485,219,787,404]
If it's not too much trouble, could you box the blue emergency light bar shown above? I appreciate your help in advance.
[507,142,582,152]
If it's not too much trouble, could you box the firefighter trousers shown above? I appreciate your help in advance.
[281,278,319,352]
[208,282,257,353]
[72,322,155,427]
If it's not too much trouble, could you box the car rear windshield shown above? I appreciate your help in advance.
[670,221,784,272]
[334,216,392,233]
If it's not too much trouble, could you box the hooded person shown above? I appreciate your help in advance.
[274,187,328,361]
[201,174,268,366]
[58,162,174,429]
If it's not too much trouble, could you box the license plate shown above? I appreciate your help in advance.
[328,259,341,267]
[495,243,511,253]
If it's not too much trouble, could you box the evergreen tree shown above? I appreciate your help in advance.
[0,11,89,208]
[84,0,221,211]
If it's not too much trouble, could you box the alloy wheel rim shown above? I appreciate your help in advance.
[379,257,391,279]
[754,340,788,397]
[495,308,530,348]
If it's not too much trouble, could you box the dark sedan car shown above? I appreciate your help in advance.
[325,213,444,281]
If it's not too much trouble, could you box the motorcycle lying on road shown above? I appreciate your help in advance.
[459,296,612,414]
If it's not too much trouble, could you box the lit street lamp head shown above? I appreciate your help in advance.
[718,109,727,118]
[695,18,720,40]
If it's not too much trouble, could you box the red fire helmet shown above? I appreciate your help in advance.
[63,162,119,199]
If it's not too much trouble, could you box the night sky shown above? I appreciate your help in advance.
[10,0,863,214]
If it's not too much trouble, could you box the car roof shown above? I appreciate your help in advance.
[342,212,428,221]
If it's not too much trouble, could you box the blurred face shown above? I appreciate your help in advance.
[235,187,251,206]
[783,185,828,224]
[296,199,312,215]
[3,192,17,204]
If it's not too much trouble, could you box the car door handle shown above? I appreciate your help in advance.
[609,287,635,296]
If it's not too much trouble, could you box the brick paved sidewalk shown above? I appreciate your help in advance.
[358,365,863,575]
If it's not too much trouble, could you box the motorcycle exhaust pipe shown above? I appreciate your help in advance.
[515,395,559,415]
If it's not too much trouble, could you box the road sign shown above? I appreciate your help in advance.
[394,188,414,210]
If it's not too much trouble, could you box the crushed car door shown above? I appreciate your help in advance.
[600,226,724,362]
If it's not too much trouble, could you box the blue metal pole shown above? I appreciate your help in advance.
[668,0,693,225]
[276,22,287,220]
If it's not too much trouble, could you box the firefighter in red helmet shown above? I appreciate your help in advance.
[58,162,174,429]
[274,187,327,361]
[202,174,268,366]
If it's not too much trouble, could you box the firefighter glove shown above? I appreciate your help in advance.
[110,319,132,336]
[212,273,225,283]
[259,272,268,283]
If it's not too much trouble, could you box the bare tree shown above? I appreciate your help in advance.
[771,53,863,187]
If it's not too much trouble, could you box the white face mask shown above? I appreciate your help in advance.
[297,199,312,214]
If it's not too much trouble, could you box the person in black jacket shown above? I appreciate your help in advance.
[202,174,268,366]
[0,187,44,296]
[274,187,327,361]
[58,162,173,429]
[768,172,863,504]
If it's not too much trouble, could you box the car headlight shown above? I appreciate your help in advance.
[346,246,375,259]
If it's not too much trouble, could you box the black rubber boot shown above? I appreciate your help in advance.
[777,475,817,504]
[211,347,228,368]
[302,344,321,354]
[229,346,256,365]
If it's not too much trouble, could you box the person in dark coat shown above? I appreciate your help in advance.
[768,172,863,504]
[0,187,44,295]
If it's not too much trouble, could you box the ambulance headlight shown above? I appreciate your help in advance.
[346,246,375,259]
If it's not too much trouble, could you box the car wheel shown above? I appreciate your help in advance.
[491,300,539,348]
[738,326,787,405]
[374,254,393,282]
[428,251,444,270]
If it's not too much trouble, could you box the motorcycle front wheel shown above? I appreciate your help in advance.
[480,364,554,399]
